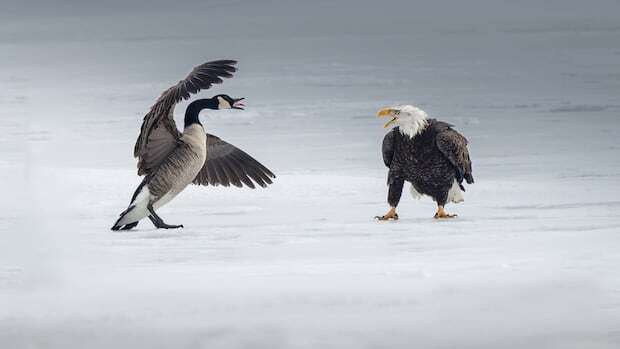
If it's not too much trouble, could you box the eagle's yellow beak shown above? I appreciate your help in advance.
[377,107,397,128]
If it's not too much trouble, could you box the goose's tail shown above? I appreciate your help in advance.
[111,205,140,231]
[111,178,151,231]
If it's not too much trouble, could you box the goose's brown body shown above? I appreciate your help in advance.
[149,124,207,208]
[111,60,275,230]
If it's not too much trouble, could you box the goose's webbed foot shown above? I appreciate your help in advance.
[149,216,184,229]
[148,205,184,229]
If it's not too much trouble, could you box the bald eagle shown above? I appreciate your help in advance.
[375,105,473,220]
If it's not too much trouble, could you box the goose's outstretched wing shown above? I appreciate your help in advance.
[133,60,238,176]
[193,134,276,189]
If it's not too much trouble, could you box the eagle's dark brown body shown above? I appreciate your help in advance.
[382,119,473,208]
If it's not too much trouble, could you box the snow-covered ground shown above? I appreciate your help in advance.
[1,1,620,348]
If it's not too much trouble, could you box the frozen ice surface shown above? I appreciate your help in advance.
[1,1,620,348]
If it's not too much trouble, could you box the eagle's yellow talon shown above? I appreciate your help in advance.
[376,208,398,221]
[434,206,457,219]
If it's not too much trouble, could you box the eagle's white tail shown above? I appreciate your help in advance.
[409,184,423,200]
[409,180,464,203]
[448,180,464,203]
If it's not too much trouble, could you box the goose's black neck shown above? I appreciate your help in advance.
[184,98,218,127]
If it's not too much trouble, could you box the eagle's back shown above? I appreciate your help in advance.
[385,119,470,201]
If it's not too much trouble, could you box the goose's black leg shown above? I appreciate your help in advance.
[147,204,184,229]
[147,215,158,225]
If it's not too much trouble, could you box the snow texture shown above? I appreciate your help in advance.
[1,1,620,348]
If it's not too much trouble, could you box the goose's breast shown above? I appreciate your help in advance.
[172,135,207,191]
[150,126,206,208]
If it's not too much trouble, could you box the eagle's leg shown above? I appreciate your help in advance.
[376,178,404,221]
[148,204,184,229]
[434,205,457,219]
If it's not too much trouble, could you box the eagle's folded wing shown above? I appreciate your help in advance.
[382,128,397,168]
[436,129,474,184]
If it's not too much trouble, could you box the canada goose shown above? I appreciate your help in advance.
[112,60,275,231]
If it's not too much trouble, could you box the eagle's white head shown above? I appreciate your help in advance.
[377,104,429,138]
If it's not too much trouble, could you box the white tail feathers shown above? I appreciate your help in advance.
[409,180,464,203]
[111,184,152,230]
[448,180,464,203]
[409,184,423,200]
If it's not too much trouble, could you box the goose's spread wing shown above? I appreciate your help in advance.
[133,60,238,176]
[193,134,276,189]
[435,128,474,184]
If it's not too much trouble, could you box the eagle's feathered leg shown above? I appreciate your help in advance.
[376,178,404,221]
[434,205,457,219]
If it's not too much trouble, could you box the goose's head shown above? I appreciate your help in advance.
[377,104,429,138]
[184,95,245,127]
[213,94,245,110]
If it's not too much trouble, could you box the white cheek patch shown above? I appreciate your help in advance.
[218,97,231,109]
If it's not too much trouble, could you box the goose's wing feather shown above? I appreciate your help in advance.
[137,108,182,176]
[133,60,238,176]
[193,134,276,189]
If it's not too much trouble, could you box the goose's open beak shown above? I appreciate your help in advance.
[232,98,245,110]
[377,107,397,128]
